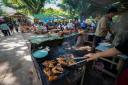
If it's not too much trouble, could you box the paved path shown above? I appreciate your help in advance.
[0,33,38,85]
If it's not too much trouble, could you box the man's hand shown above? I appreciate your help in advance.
[84,48,121,62]
[84,53,99,62]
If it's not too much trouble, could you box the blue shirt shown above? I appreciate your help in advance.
[81,22,86,28]
[0,23,9,30]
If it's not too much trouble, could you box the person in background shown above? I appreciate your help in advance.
[80,20,87,30]
[45,23,49,30]
[90,21,96,32]
[42,24,48,32]
[74,18,80,29]
[84,11,128,85]
[37,22,43,30]
[31,23,38,32]
[67,20,74,29]
[60,23,64,30]
[8,21,14,34]
[13,19,19,32]
[62,22,67,30]
[47,20,53,27]
[95,6,118,46]
[57,22,62,30]
[0,21,11,36]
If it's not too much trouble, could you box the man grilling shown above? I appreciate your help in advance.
[95,6,118,46]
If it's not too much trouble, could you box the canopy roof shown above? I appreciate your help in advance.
[33,14,66,22]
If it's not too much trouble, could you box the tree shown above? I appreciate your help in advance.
[59,0,98,17]
[58,0,79,16]
[59,0,123,18]
[2,0,46,14]
[43,8,69,17]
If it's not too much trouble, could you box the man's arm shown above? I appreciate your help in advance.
[85,47,121,61]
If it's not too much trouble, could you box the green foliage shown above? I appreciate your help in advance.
[2,0,46,14]
[59,0,125,17]
[58,0,79,16]
[59,0,97,17]
[34,8,69,19]
[44,8,68,17]
[3,0,26,9]
[0,1,4,16]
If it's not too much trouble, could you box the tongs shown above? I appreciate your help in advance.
[67,57,88,66]
[73,57,88,60]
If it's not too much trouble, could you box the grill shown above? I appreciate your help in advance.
[31,34,92,85]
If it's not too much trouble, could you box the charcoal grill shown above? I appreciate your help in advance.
[30,34,92,85]
[33,48,88,85]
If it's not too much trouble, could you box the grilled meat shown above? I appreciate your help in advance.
[43,68,53,76]
[42,60,57,68]
[42,54,76,81]
[48,76,58,81]
[52,64,63,74]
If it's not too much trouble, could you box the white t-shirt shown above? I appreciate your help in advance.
[67,23,74,29]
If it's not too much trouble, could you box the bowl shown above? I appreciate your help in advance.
[32,50,48,58]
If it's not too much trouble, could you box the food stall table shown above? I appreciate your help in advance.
[30,33,79,50]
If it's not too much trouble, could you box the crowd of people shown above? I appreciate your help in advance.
[0,14,98,36]
[30,18,97,34]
